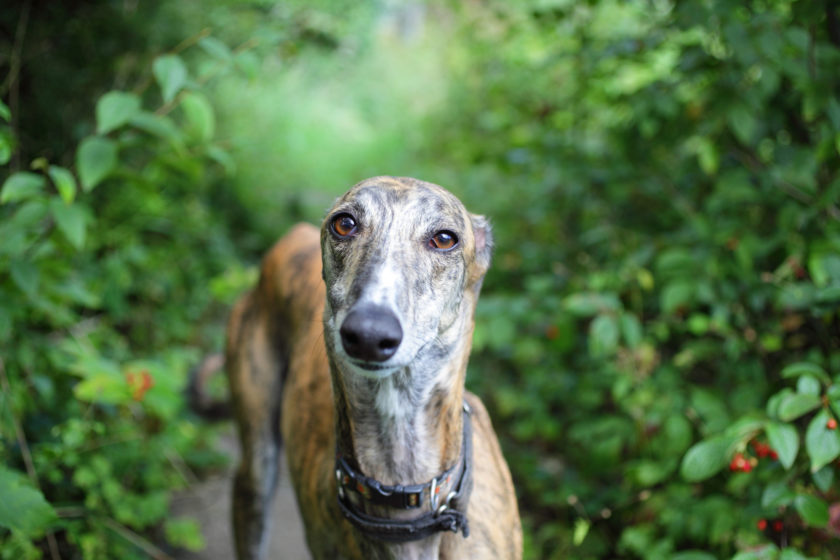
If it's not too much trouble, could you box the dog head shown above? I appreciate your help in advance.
[321,176,492,380]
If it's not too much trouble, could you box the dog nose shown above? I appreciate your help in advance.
[340,305,403,363]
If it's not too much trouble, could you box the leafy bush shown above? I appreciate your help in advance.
[0,33,252,558]
[431,2,840,558]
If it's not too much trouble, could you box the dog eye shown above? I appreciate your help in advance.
[429,231,458,251]
[331,214,358,238]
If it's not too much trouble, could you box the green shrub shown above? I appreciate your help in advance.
[436,2,840,558]
[0,35,250,558]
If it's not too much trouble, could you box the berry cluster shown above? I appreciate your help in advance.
[756,519,784,532]
[751,440,778,461]
[729,452,755,473]
[729,441,779,473]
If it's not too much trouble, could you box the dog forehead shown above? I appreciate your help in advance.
[337,177,468,228]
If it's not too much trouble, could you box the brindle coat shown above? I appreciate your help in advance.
[226,176,522,559]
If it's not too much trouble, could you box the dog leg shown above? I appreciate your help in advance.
[226,293,286,560]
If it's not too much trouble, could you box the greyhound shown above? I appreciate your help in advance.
[221,176,522,559]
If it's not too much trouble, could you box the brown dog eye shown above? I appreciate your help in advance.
[331,214,358,238]
[429,231,458,251]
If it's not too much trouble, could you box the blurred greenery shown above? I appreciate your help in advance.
[2,0,840,558]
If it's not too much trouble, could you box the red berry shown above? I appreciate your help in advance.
[769,450,778,460]
[729,453,746,471]
[773,520,784,532]
[729,452,754,472]
[828,418,838,430]
[757,519,767,531]
[751,441,771,458]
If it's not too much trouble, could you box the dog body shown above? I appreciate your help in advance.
[225,177,522,559]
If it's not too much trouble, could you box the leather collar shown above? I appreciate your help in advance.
[336,402,474,542]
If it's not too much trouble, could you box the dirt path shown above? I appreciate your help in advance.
[170,425,311,560]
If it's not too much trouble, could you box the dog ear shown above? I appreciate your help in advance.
[470,213,493,281]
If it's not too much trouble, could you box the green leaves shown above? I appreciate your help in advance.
[563,292,621,316]
[48,165,77,203]
[76,136,117,191]
[1,172,45,204]
[0,29,250,560]
[812,465,834,492]
[688,135,719,175]
[153,54,188,103]
[589,314,619,357]
[782,362,830,385]
[728,103,759,145]
[50,199,88,250]
[619,312,643,348]
[165,518,206,552]
[9,259,39,297]
[765,422,798,470]
[447,1,840,557]
[660,280,694,314]
[0,166,78,256]
[0,466,57,536]
[680,436,733,482]
[198,36,233,62]
[181,91,215,142]
[0,128,12,165]
[96,91,141,134]
[796,375,821,396]
[805,409,840,472]
[794,494,829,527]
[73,372,130,405]
[572,518,590,546]
[129,111,180,141]
[761,480,795,509]
[777,392,821,422]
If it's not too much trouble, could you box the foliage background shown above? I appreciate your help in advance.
[1,1,839,558]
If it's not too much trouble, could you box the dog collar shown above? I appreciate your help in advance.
[335,402,474,543]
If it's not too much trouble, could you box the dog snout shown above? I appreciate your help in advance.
[339,305,403,363]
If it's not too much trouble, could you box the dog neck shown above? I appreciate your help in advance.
[329,318,475,557]
[332,343,468,485]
